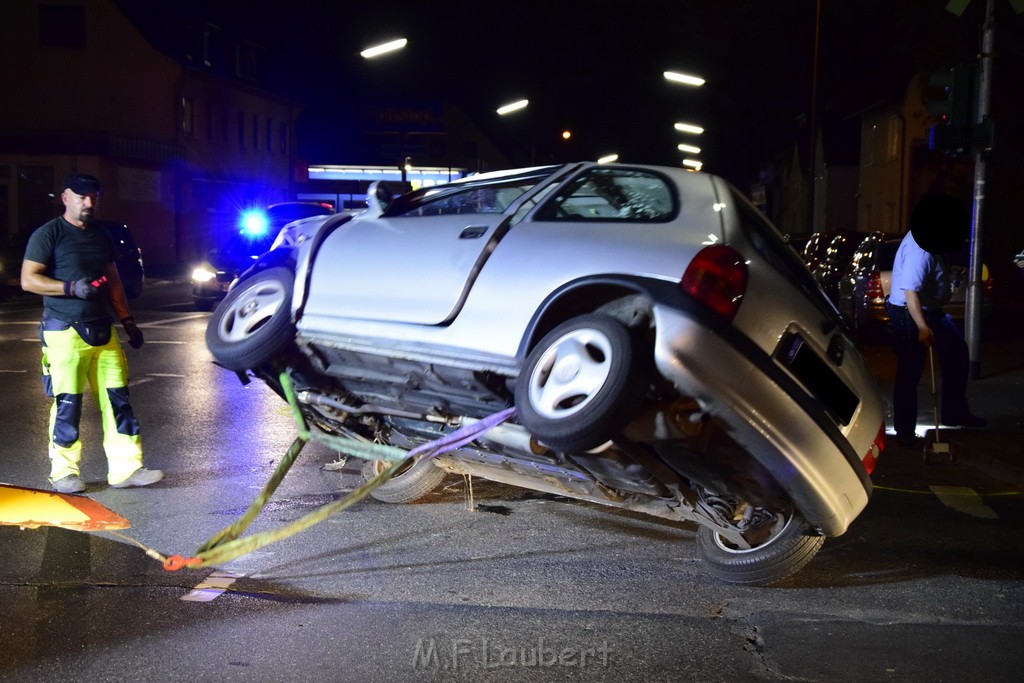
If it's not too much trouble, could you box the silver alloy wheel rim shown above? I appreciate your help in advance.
[528,327,614,420]
[217,280,286,342]
[710,511,791,554]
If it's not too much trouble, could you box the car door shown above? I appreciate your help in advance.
[304,181,532,326]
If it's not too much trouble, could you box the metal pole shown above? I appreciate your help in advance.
[965,0,994,379]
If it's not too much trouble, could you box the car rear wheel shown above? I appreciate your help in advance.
[361,457,447,503]
[697,508,824,586]
[205,267,294,371]
[515,314,649,453]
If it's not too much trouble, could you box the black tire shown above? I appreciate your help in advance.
[205,267,294,371]
[697,510,824,586]
[515,314,649,453]
[361,457,447,504]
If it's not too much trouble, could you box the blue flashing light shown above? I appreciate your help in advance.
[240,209,270,236]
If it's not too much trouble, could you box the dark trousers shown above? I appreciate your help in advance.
[887,303,970,436]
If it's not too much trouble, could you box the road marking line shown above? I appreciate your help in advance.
[145,340,186,344]
[149,373,187,378]
[181,571,243,602]
[0,369,27,373]
[929,485,999,519]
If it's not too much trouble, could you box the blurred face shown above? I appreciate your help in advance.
[62,189,98,226]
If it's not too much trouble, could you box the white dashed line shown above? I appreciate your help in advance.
[181,571,243,602]
[929,485,999,519]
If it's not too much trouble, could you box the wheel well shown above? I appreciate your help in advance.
[524,283,653,354]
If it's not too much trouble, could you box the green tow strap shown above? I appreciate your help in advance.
[170,372,409,569]
[160,372,513,571]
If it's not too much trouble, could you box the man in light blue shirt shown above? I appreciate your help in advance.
[886,193,985,448]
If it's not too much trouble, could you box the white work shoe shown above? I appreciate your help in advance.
[110,468,164,488]
[53,475,86,494]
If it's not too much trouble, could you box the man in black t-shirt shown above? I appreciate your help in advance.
[21,172,162,493]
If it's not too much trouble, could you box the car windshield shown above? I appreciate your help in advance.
[383,167,558,217]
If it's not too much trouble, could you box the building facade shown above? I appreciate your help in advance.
[0,0,298,267]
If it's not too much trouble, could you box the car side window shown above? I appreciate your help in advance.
[535,168,676,222]
[392,179,539,216]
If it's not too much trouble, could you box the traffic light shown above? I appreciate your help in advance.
[925,63,978,155]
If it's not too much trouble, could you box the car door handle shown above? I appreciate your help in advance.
[459,226,487,239]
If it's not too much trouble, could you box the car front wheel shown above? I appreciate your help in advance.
[697,508,824,586]
[515,314,649,453]
[205,266,294,371]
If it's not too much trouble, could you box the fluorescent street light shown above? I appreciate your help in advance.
[664,71,705,86]
[496,99,529,115]
[597,154,619,164]
[683,159,703,170]
[674,122,704,135]
[361,38,408,59]
[677,143,701,154]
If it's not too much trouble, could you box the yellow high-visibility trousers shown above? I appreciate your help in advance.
[41,325,143,485]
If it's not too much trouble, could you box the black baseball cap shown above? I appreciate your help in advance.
[62,172,101,195]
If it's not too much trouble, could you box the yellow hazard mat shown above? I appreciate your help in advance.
[0,482,130,531]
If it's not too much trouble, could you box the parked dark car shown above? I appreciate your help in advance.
[1,220,143,301]
[813,233,868,305]
[800,230,839,274]
[836,234,900,338]
[191,201,336,310]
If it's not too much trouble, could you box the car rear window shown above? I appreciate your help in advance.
[731,189,837,317]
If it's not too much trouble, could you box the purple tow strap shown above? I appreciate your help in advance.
[407,407,517,461]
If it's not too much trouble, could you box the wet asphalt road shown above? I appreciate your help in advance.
[1,280,1022,682]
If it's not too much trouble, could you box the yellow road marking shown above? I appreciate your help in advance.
[929,485,1000,519]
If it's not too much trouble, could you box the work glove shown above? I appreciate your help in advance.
[121,316,144,349]
[64,276,106,300]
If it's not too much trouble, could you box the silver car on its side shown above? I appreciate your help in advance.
[206,162,886,585]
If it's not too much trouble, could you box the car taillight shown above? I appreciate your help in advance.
[864,270,885,304]
[862,423,884,475]
[680,244,748,322]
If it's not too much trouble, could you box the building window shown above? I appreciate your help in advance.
[181,97,194,136]
[278,123,288,154]
[39,4,87,47]
[238,112,245,147]
[265,119,272,152]
[252,115,259,149]
[206,102,213,142]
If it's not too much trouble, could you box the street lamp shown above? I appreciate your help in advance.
[496,99,529,115]
[597,154,619,164]
[664,71,705,87]
[674,122,704,135]
[360,38,408,59]
[677,143,701,154]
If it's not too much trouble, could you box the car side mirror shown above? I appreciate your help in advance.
[366,181,391,217]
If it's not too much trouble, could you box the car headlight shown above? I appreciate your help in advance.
[191,265,217,283]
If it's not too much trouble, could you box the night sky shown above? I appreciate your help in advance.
[116,0,1020,187]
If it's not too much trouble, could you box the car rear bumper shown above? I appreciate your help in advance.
[650,304,880,537]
